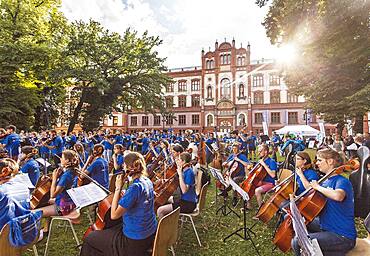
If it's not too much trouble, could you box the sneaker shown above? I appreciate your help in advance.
[232,197,238,207]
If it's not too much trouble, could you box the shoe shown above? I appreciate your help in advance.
[232,197,238,207]
[218,190,228,197]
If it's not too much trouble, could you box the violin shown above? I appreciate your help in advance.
[83,172,129,239]
[273,161,357,252]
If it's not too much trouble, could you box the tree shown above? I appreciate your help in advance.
[54,20,171,133]
[0,0,69,130]
[257,0,370,133]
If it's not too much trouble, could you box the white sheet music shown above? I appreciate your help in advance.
[67,183,108,209]
[13,173,35,188]
[209,167,228,187]
[228,177,250,202]
[35,158,51,168]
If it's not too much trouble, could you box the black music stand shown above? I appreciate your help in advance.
[223,177,260,256]
[209,167,240,218]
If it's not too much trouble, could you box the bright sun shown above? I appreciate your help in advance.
[275,43,297,64]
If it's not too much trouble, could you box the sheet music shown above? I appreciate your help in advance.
[13,173,35,189]
[209,167,228,187]
[228,177,250,202]
[35,158,51,168]
[67,183,108,209]
[290,197,323,256]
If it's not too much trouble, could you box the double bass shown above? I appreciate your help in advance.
[350,146,370,218]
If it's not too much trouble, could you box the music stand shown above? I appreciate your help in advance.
[209,167,240,218]
[223,177,260,256]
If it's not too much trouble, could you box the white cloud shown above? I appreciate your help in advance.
[61,0,279,68]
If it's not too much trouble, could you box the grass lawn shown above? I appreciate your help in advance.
[24,149,368,256]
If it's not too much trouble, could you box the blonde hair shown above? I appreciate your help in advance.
[62,150,80,169]
[317,148,344,167]
[124,151,147,176]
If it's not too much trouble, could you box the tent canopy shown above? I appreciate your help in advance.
[273,125,320,137]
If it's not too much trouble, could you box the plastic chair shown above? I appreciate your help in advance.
[0,224,39,256]
[43,209,80,256]
[152,207,180,256]
[179,182,209,247]
[346,234,370,256]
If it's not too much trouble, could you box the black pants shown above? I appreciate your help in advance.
[80,224,155,256]
[172,199,197,214]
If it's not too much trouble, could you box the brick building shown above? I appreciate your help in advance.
[103,39,336,135]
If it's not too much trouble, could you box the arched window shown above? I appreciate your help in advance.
[221,78,231,99]
[238,84,245,98]
[220,55,224,64]
[227,54,231,64]
[207,85,213,99]
[238,114,246,126]
[207,115,214,127]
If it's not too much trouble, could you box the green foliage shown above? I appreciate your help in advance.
[54,20,171,132]
[258,0,370,130]
[0,0,69,130]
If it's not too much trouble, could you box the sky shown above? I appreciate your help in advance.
[61,0,279,69]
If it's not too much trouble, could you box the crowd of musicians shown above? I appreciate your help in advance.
[0,123,369,255]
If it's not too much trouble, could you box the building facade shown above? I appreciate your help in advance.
[103,39,336,135]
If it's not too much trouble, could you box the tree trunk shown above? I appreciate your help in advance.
[67,90,86,135]
[336,121,345,136]
[353,114,364,134]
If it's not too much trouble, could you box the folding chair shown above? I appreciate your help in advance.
[179,182,209,247]
[152,207,180,256]
[43,209,80,256]
[0,224,39,256]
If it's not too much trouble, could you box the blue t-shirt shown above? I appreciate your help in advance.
[113,154,124,175]
[262,157,277,184]
[181,167,197,203]
[118,177,157,240]
[20,159,40,186]
[225,153,250,177]
[3,133,20,156]
[87,157,109,189]
[141,137,150,154]
[0,191,30,230]
[295,168,319,195]
[319,175,357,240]
[102,140,113,150]
[115,135,123,145]
[51,136,64,155]
[55,169,75,207]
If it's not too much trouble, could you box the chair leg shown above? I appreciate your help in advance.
[67,219,80,246]
[189,216,202,247]
[33,245,39,256]
[170,246,175,256]
[44,218,56,256]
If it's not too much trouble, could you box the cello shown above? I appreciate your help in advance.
[273,162,357,252]
[83,171,128,239]
[350,146,370,218]
[240,160,267,199]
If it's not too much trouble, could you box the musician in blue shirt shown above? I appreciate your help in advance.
[112,144,125,175]
[205,133,216,165]
[81,144,109,190]
[294,151,319,195]
[45,130,64,167]
[157,152,198,218]
[292,148,356,256]
[81,152,157,256]
[220,143,250,206]
[19,146,40,186]
[1,125,21,160]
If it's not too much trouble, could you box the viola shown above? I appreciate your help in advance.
[273,161,356,252]
[240,161,267,199]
